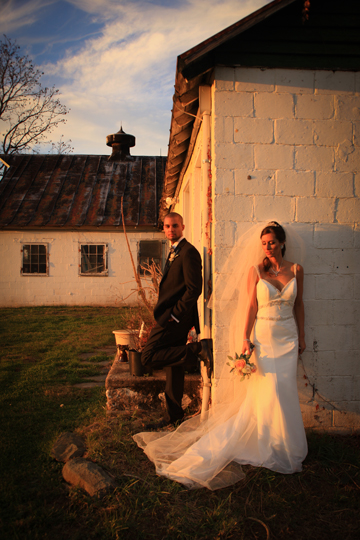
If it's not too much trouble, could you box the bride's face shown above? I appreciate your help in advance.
[261,232,282,259]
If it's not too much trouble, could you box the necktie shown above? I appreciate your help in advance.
[164,246,175,273]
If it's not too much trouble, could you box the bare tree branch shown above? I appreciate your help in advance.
[0,35,69,158]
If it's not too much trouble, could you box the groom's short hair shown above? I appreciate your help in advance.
[165,212,183,225]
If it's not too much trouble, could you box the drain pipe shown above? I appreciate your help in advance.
[199,86,212,420]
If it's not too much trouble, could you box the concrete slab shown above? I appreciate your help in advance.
[105,358,203,413]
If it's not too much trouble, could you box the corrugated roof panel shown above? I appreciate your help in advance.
[122,158,142,226]
[0,153,165,230]
[82,158,113,227]
[139,158,156,227]
[0,156,43,227]
[67,156,101,227]
[0,155,28,203]
[46,155,88,227]
[101,161,129,227]
[10,155,60,228]
[30,155,74,227]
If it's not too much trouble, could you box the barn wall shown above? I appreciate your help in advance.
[212,66,360,431]
[0,230,164,307]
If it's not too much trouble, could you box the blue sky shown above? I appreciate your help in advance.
[0,0,269,156]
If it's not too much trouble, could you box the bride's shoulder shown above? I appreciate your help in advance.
[249,264,261,277]
[286,261,304,276]
[248,265,261,285]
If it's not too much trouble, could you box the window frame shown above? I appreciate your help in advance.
[21,243,49,276]
[138,240,166,276]
[79,243,109,276]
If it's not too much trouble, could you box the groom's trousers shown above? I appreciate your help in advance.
[141,313,199,422]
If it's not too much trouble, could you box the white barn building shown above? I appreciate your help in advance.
[0,128,167,307]
[160,0,360,431]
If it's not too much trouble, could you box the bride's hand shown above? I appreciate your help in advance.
[241,340,254,356]
[299,337,306,355]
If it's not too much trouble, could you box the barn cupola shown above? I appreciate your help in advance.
[106,126,136,161]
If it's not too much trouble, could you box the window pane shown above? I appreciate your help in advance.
[22,244,47,274]
[140,241,162,258]
[89,254,96,269]
[97,253,104,272]
[80,244,107,275]
[81,255,88,272]
[138,241,163,276]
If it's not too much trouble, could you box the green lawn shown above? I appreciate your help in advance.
[0,307,359,540]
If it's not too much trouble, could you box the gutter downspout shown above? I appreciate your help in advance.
[199,86,212,420]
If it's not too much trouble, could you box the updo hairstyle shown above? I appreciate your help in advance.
[260,221,286,272]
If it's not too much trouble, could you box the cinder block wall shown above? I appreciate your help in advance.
[212,67,360,432]
[0,231,164,307]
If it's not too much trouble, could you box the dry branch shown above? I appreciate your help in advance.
[120,196,153,316]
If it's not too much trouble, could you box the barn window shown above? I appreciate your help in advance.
[80,244,108,275]
[138,240,165,276]
[21,244,48,275]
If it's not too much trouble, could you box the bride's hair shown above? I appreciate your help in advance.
[260,221,286,272]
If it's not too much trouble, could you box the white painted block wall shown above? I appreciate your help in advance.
[212,67,360,431]
[0,230,164,307]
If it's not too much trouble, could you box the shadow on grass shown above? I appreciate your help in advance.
[0,307,359,540]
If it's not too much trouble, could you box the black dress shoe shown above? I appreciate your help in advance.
[198,338,213,378]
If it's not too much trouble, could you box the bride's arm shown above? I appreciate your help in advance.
[241,267,259,355]
[294,264,306,354]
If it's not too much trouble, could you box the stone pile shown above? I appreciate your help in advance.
[51,432,117,497]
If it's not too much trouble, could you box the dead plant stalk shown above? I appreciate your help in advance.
[120,196,153,316]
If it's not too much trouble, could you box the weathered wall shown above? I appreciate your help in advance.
[174,137,206,330]
[212,66,360,431]
[0,230,164,307]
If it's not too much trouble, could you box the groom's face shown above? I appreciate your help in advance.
[163,216,185,243]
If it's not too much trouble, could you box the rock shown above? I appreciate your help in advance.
[51,432,86,462]
[62,458,117,497]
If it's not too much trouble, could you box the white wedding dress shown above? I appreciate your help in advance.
[133,265,308,490]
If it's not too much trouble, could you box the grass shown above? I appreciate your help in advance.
[0,307,359,540]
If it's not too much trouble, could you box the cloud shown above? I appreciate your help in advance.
[28,0,270,155]
[46,0,268,92]
[0,0,56,34]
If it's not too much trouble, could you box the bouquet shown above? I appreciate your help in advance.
[227,348,257,382]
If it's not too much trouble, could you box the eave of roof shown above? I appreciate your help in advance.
[178,0,295,79]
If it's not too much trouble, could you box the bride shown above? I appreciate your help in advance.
[133,221,308,490]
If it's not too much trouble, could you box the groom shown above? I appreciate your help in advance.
[141,212,213,429]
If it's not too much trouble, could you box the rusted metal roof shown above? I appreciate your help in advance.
[0,153,166,230]
[160,0,360,222]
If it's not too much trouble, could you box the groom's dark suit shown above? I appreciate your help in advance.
[141,238,202,423]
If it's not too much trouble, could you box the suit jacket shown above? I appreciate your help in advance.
[154,239,202,333]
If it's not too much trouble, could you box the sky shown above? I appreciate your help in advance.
[0,0,270,156]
